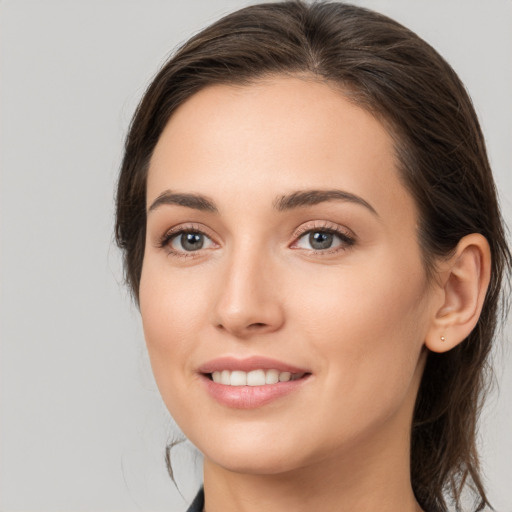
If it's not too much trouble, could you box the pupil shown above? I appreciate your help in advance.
[181,232,204,251]
[309,231,333,250]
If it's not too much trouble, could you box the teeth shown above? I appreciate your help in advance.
[265,369,279,384]
[279,371,291,382]
[221,370,230,385]
[210,369,304,386]
[230,370,246,386]
[247,369,266,386]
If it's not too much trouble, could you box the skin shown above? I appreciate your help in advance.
[139,76,477,512]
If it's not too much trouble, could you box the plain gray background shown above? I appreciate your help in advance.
[1,0,511,510]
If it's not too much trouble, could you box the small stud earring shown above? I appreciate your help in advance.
[440,336,446,342]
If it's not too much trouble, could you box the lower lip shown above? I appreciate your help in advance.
[200,374,311,409]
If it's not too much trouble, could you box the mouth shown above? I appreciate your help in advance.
[198,356,312,409]
[205,369,308,386]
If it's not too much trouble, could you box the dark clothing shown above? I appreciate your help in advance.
[186,488,204,512]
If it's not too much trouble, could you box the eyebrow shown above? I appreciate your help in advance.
[148,191,219,213]
[273,189,378,216]
[148,189,378,216]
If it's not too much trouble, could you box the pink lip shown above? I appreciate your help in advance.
[198,356,309,374]
[197,356,312,409]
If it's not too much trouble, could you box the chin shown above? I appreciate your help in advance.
[190,424,305,475]
[197,425,337,477]
[208,448,305,476]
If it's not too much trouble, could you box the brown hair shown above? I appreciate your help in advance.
[115,2,510,510]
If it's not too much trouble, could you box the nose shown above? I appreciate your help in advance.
[212,244,285,338]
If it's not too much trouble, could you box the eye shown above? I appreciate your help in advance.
[160,228,216,255]
[293,226,355,253]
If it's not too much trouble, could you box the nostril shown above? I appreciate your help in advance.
[248,322,267,330]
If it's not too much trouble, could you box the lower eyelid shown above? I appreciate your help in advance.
[293,233,354,251]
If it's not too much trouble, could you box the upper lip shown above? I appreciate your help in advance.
[198,356,310,374]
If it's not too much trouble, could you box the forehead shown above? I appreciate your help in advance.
[147,76,415,226]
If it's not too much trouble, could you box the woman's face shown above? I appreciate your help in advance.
[140,77,439,475]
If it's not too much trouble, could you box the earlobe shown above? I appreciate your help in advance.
[425,234,491,354]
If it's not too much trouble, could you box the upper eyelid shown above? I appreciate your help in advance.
[162,222,214,238]
[159,220,352,236]
[292,221,355,239]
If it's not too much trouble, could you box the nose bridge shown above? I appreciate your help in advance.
[213,236,284,336]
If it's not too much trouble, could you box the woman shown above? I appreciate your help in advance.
[115,2,510,511]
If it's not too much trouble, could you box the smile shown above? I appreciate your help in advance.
[198,356,312,409]
[210,369,306,386]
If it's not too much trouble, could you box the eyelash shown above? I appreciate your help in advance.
[158,222,356,259]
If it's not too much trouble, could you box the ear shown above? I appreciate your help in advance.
[425,233,491,353]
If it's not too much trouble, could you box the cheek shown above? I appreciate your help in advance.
[292,250,430,417]
[138,261,205,395]
[296,253,429,343]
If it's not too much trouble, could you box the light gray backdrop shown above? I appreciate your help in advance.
[1,1,511,511]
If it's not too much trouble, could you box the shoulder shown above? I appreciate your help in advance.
[185,487,204,512]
